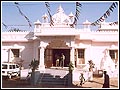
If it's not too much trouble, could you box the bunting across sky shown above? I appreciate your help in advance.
[2,2,118,30]
[45,2,54,26]
[71,2,82,28]
[91,2,118,26]
[2,22,8,29]
[109,21,118,26]
[14,2,32,27]
[45,2,82,27]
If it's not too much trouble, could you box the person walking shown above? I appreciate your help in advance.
[79,73,85,86]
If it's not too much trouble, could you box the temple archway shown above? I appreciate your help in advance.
[45,39,70,68]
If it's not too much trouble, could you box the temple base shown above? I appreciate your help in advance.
[38,65,45,71]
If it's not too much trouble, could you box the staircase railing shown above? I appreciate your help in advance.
[36,70,45,84]
[63,71,69,86]
[64,75,67,86]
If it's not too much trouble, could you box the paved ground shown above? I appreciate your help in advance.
[73,77,119,88]
[2,76,119,89]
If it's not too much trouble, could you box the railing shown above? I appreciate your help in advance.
[63,70,69,86]
[37,70,45,84]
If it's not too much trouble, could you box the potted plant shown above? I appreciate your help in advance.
[29,58,39,85]
[67,61,74,86]
[68,61,74,72]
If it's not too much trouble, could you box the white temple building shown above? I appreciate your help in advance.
[2,5,118,77]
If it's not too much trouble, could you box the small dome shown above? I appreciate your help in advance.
[83,20,91,25]
[42,13,48,18]
[69,12,74,18]
[34,19,41,24]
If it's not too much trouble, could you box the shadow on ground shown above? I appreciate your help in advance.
[2,76,88,88]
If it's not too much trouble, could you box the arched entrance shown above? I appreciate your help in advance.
[53,49,70,67]
[45,39,70,68]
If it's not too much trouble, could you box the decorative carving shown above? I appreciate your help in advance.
[52,5,70,25]
[47,39,68,48]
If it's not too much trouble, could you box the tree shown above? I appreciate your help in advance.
[8,28,26,32]
[17,59,24,70]
[8,28,22,32]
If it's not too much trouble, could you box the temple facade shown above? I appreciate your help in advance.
[2,5,118,73]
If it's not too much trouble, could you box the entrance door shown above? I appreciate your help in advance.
[53,49,70,67]
[45,49,53,68]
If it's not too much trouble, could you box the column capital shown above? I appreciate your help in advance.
[70,46,75,49]
[39,46,46,49]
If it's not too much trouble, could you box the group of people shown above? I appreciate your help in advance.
[79,60,95,86]
[55,53,65,67]
[79,70,110,88]
[79,60,110,88]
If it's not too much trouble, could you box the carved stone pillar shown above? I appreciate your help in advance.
[70,47,75,68]
[38,46,45,70]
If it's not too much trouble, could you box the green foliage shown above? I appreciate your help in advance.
[88,60,95,71]
[8,28,26,32]
[9,28,21,32]
[16,59,24,70]
[29,58,39,71]
[68,61,74,72]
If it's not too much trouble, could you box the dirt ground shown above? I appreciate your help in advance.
[1,76,119,89]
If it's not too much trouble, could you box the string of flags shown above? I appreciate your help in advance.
[109,21,118,26]
[91,2,118,26]
[2,22,8,29]
[71,2,82,27]
[2,2,118,29]
[14,2,32,27]
[45,2,82,27]
[45,2,54,26]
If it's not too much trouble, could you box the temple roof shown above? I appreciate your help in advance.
[52,5,71,24]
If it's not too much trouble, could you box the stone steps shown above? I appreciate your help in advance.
[37,68,69,85]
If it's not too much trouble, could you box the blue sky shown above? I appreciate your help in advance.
[1,1,118,31]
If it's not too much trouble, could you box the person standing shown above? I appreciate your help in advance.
[56,58,59,67]
[102,71,110,88]
[55,54,60,67]
[60,53,65,68]
[88,60,95,81]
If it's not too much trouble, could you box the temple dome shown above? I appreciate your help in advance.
[52,5,71,24]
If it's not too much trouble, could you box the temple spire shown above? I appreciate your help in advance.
[57,4,64,13]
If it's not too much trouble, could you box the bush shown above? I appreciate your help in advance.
[68,61,74,72]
